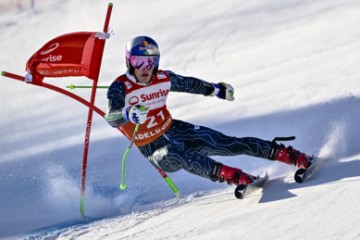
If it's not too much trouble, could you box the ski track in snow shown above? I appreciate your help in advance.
[1,0,360,239]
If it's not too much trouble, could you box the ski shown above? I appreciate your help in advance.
[234,172,269,199]
[294,156,320,183]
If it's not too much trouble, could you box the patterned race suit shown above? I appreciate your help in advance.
[106,70,273,180]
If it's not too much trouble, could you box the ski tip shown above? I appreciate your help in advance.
[108,2,113,7]
[1,71,4,76]
[234,184,246,199]
[260,171,269,181]
[294,169,306,183]
[295,176,304,183]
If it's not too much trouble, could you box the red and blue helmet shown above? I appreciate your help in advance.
[125,36,160,74]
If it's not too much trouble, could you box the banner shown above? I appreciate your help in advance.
[26,32,105,84]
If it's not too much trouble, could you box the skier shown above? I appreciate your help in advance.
[105,36,313,186]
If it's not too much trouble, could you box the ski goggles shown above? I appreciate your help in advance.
[130,55,159,70]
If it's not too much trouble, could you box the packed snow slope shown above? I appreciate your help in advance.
[1,0,360,239]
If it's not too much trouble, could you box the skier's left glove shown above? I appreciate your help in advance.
[211,82,234,101]
[122,104,149,124]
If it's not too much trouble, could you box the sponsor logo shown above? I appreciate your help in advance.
[40,42,60,55]
[140,89,170,102]
[40,54,63,62]
[39,42,62,62]
[124,81,132,89]
[139,41,158,55]
[38,68,81,76]
[129,96,139,105]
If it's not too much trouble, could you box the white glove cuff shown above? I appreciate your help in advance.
[210,83,220,96]
[122,106,131,122]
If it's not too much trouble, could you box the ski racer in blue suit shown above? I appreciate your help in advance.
[105,36,313,186]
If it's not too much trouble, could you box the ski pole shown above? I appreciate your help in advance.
[118,124,181,198]
[157,169,181,198]
[66,84,109,90]
[120,124,139,190]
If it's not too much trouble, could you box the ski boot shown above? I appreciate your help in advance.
[269,139,312,169]
[210,163,255,186]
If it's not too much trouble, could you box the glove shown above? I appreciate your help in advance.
[122,104,149,124]
[211,82,234,101]
[105,110,124,127]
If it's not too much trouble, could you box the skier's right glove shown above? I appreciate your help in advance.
[211,82,234,101]
[122,104,149,124]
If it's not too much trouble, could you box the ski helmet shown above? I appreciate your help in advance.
[125,36,160,75]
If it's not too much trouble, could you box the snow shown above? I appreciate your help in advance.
[1,0,360,239]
